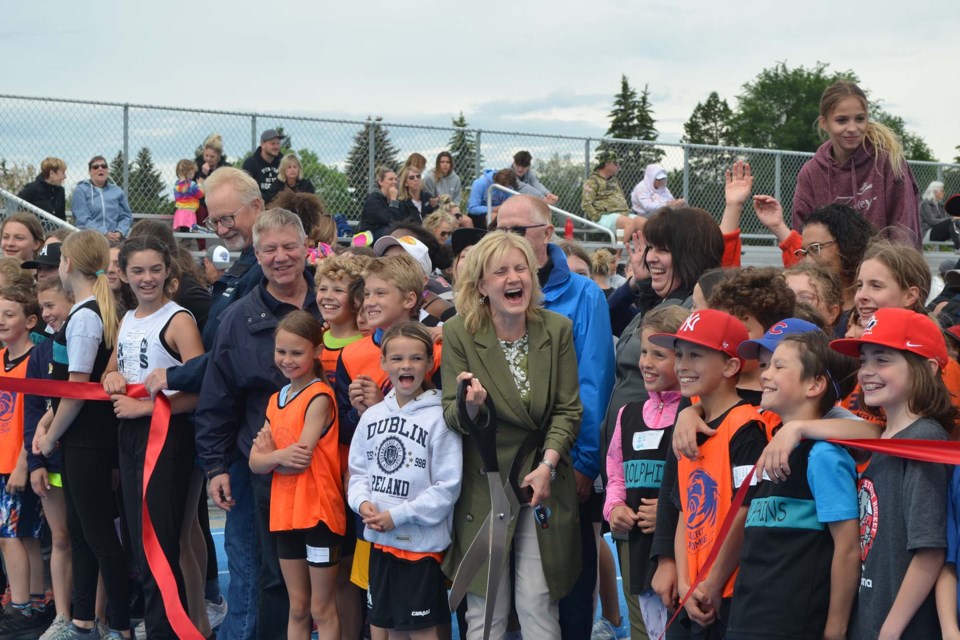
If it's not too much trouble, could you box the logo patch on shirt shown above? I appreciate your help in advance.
[858,477,879,562]
[376,436,406,474]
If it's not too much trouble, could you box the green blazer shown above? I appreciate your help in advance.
[441,309,583,600]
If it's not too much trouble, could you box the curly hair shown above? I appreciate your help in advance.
[708,266,797,331]
[270,190,326,238]
[804,204,876,287]
[314,253,369,286]
[0,284,40,326]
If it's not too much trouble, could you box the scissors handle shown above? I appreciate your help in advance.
[457,378,500,473]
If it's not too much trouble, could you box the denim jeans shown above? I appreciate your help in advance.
[251,470,290,640]
[218,459,259,640]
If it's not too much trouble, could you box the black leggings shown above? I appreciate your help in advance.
[61,444,130,630]
[118,415,195,640]
[929,217,960,248]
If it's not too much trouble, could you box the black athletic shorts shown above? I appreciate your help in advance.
[273,520,342,567]
[367,545,450,630]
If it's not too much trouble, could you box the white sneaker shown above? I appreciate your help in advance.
[40,614,71,640]
[206,596,228,629]
[133,621,146,640]
[591,618,618,640]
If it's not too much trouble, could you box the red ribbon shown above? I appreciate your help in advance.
[1,377,202,639]
[660,438,960,639]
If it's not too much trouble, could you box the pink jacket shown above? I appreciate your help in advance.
[603,390,682,522]
[792,140,920,247]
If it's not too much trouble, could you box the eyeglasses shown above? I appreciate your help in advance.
[89,163,108,170]
[203,204,247,231]
[794,240,836,258]
[503,223,547,237]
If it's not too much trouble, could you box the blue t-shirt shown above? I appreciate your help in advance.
[947,466,960,617]
[807,441,859,523]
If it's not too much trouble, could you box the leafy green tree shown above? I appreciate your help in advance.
[344,117,401,209]
[872,110,936,161]
[731,62,856,152]
[127,147,173,214]
[534,153,585,215]
[0,159,36,194]
[448,112,481,184]
[297,148,354,216]
[598,77,664,195]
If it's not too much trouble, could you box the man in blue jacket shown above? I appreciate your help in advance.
[466,168,543,229]
[496,195,615,640]
[195,209,318,640]
[70,155,132,241]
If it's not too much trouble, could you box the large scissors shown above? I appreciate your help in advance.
[449,379,540,640]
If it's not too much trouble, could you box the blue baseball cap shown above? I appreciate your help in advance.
[737,318,820,360]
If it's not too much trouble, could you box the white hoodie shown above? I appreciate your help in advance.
[348,389,463,553]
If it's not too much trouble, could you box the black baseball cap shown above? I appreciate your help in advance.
[22,242,61,269]
[452,228,487,259]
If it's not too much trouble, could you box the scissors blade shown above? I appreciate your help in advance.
[447,513,493,610]
[481,473,513,640]
[448,471,502,610]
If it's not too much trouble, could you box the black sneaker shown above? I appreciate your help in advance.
[0,606,51,640]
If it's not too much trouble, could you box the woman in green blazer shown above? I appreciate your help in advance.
[441,230,583,639]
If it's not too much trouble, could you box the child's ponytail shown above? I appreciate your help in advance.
[864,120,907,182]
[61,230,120,349]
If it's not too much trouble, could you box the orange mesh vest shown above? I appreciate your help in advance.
[0,348,31,475]
[677,403,762,599]
[267,380,346,534]
[341,335,442,394]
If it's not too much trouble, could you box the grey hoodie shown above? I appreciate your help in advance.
[348,389,462,553]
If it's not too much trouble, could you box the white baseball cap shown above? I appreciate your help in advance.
[373,235,432,276]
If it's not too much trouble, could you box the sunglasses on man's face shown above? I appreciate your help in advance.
[503,223,547,237]
[90,163,108,170]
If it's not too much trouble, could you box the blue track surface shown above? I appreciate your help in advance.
[211,529,633,638]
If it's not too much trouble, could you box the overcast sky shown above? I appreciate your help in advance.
[3,0,958,164]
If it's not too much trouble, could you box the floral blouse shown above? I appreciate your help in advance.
[497,334,530,408]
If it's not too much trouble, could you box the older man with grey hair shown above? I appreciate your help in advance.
[195,208,318,640]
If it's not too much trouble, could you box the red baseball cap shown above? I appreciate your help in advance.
[831,307,948,369]
[648,309,749,363]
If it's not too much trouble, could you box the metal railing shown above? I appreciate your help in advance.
[486,183,616,244]
[1,93,959,238]
[0,188,77,234]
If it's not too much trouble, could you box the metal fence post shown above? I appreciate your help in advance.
[122,104,129,193]
[475,130,482,179]
[774,151,782,202]
[682,145,690,201]
[584,139,591,182]
[367,119,376,193]
[251,114,258,153]
[938,165,944,182]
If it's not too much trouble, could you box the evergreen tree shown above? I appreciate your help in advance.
[682,92,736,146]
[110,151,129,188]
[127,147,172,214]
[344,117,401,209]
[682,92,737,207]
[603,76,641,140]
[448,112,481,186]
[598,77,664,194]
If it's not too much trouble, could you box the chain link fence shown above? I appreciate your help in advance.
[2,94,958,238]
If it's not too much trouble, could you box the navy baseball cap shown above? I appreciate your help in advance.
[738,318,820,360]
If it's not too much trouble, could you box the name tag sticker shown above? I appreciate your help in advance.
[733,465,758,488]
[632,430,664,451]
[306,545,330,564]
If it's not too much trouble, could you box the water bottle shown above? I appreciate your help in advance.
[564,218,573,241]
